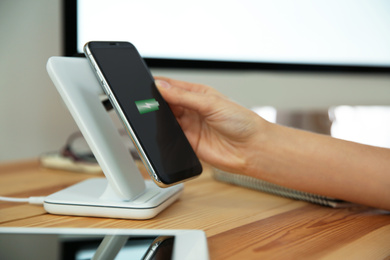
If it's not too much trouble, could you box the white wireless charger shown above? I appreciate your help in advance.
[44,57,183,219]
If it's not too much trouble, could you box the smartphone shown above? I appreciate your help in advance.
[83,41,202,187]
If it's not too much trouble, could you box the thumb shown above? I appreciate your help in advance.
[156,79,212,114]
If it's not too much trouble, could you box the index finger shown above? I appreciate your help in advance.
[154,76,224,97]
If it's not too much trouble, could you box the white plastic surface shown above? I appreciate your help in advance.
[44,178,183,219]
[45,57,182,219]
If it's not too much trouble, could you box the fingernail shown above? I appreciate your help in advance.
[155,80,171,89]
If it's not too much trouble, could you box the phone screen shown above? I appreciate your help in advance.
[0,233,174,260]
[85,42,202,185]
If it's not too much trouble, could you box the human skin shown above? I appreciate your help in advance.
[155,77,390,211]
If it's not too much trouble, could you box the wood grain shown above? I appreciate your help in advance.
[1,160,390,259]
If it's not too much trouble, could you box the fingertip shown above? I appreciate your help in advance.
[155,79,172,90]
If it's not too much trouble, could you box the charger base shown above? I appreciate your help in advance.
[43,178,183,219]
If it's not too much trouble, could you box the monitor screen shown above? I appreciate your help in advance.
[64,0,390,71]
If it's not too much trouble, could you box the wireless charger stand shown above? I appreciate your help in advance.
[45,57,183,219]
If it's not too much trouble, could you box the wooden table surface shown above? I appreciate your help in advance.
[1,160,390,259]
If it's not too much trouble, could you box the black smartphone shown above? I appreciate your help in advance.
[84,41,202,187]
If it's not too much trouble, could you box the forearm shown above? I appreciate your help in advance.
[156,77,390,210]
[246,120,390,210]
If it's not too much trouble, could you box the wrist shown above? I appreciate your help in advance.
[241,116,275,177]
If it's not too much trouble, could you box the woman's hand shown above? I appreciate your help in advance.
[155,77,267,173]
[155,77,390,210]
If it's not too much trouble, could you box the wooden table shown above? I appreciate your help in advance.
[1,160,390,259]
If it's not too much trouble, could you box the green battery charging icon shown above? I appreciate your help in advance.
[135,98,160,114]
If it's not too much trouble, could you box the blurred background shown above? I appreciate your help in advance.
[1,0,390,162]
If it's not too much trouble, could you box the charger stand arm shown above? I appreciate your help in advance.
[43,57,183,219]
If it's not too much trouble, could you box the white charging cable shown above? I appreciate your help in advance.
[0,196,46,205]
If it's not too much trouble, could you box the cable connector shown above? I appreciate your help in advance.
[28,196,46,205]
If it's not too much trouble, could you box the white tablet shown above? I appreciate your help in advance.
[0,227,209,260]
